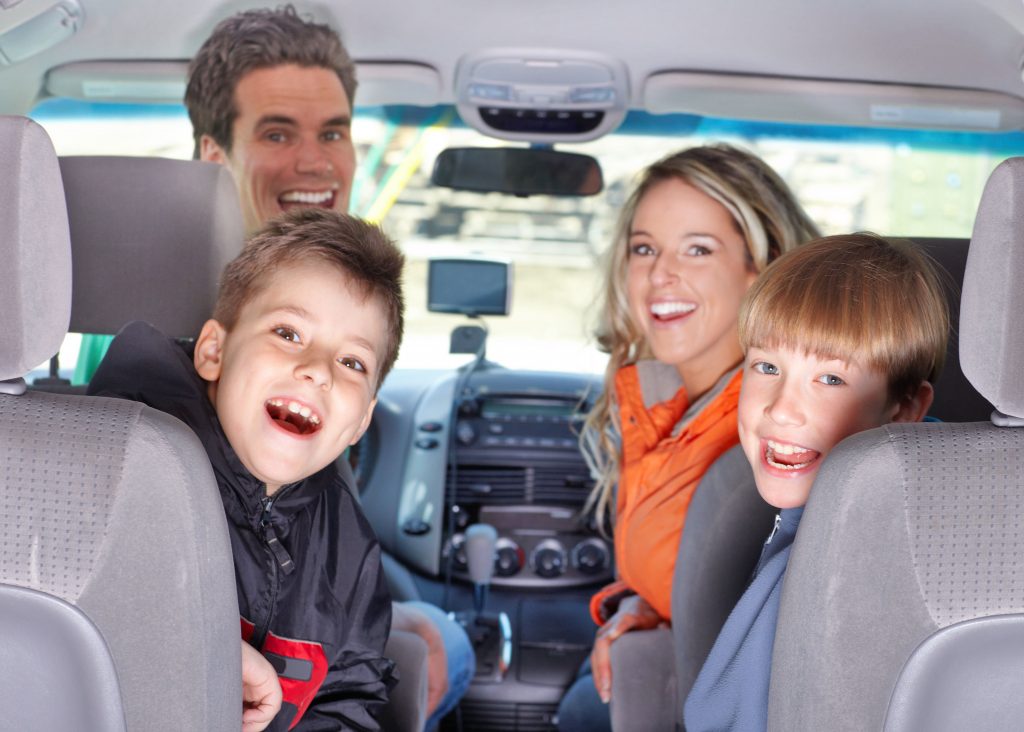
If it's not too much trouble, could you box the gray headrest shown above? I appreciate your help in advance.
[59,156,244,339]
[0,116,71,381]
[961,157,1024,419]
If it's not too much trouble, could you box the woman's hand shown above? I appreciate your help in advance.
[590,594,665,703]
[241,641,282,732]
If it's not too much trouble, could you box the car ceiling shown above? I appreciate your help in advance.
[2,0,1024,126]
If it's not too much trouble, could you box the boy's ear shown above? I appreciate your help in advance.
[890,381,935,423]
[199,134,228,165]
[194,319,228,382]
[349,398,378,447]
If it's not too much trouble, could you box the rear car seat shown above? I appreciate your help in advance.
[0,116,241,731]
[768,158,1024,731]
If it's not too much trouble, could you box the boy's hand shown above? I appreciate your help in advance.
[590,595,665,704]
[242,641,282,732]
[391,602,449,715]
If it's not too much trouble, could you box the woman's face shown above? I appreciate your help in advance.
[626,177,758,395]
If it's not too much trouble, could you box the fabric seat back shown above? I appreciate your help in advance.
[768,157,1024,731]
[0,116,241,731]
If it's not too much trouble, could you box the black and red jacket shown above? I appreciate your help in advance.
[89,321,395,731]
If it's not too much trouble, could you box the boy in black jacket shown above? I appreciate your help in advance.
[90,209,402,731]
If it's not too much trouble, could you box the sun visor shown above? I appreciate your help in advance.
[45,60,442,106]
[454,49,629,143]
[643,71,1024,132]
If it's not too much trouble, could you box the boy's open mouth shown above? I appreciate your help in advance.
[650,301,696,323]
[765,439,820,471]
[265,398,323,436]
[278,189,337,211]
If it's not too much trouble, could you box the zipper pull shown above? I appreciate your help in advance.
[260,497,295,575]
[765,513,783,545]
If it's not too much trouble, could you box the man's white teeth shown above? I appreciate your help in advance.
[281,190,333,204]
[650,302,697,317]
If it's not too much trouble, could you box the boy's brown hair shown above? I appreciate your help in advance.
[184,4,357,158]
[213,209,404,388]
[739,233,949,404]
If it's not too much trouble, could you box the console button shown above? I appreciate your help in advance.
[456,421,476,446]
[419,421,443,432]
[414,438,439,449]
[402,518,431,536]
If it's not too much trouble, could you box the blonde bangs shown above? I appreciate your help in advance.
[739,235,948,400]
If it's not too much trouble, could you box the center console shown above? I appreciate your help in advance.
[361,367,608,731]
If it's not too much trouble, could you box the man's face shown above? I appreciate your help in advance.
[200,64,356,232]
[194,262,387,495]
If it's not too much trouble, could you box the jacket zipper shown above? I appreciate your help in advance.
[253,492,296,648]
[765,513,783,545]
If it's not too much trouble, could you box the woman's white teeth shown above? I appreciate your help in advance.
[650,302,696,316]
[281,190,332,204]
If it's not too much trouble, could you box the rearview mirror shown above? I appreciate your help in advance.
[431,146,603,197]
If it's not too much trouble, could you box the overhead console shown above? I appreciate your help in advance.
[453,48,630,142]
[385,368,609,588]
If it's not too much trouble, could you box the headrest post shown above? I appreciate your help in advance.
[991,410,1024,428]
[0,378,27,396]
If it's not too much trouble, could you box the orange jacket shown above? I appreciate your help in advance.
[590,363,743,623]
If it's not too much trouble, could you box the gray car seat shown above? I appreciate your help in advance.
[768,157,1024,731]
[0,117,241,730]
[50,152,427,731]
[609,445,776,731]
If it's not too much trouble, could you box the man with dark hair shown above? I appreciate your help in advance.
[184,7,473,729]
[186,5,357,234]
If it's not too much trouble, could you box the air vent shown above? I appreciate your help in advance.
[450,465,527,504]
[441,700,558,731]
[450,462,594,505]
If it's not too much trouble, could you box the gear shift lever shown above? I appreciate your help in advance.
[465,523,497,613]
[453,523,511,682]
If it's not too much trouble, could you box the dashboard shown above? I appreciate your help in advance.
[359,366,611,589]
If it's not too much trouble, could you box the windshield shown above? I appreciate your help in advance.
[31,98,1024,376]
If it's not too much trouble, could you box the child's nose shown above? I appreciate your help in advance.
[766,382,805,426]
[296,355,333,389]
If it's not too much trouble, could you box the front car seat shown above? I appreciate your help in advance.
[0,116,241,731]
[609,445,775,730]
[768,157,1024,731]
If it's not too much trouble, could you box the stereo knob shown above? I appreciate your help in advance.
[445,533,468,572]
[571,538,609,575]
[531,539,567,578]
[494,537,525,577]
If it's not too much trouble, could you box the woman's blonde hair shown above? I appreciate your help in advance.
[739,233,948,403]
[580,144,820,529]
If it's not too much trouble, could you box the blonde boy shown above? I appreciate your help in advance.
[684,233,948,731]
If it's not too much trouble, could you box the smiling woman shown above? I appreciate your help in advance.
[559,144,819,732]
